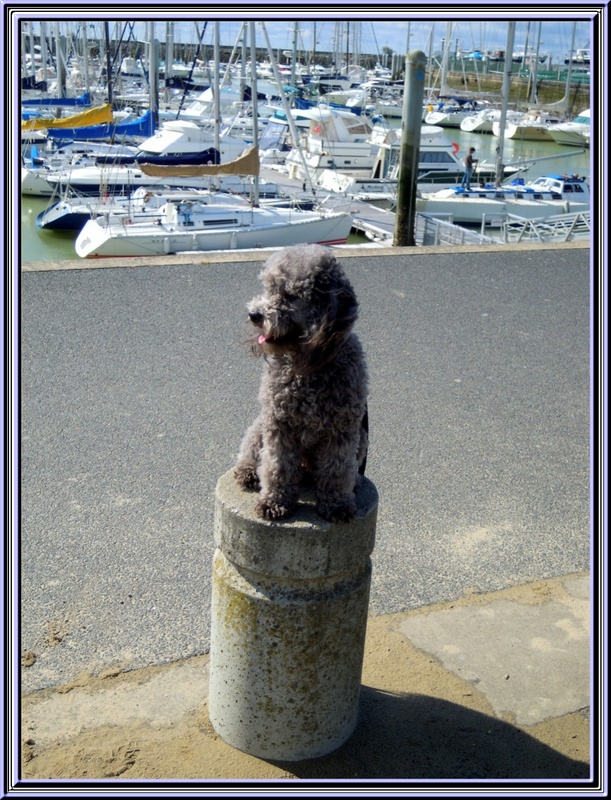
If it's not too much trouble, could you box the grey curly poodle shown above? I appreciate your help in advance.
[234,244,369,523]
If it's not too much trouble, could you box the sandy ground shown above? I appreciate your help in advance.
[21,578,589,782]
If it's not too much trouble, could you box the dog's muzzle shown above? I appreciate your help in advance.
[248,310,264,326]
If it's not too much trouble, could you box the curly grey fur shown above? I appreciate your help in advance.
[234,244,369,523]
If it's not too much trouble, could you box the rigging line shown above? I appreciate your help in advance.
[175,22,209,120]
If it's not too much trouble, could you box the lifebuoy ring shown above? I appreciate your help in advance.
[451,142,460,154]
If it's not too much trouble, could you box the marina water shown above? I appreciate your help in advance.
[20,127,590,263]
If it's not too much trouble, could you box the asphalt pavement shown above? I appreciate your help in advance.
[20,242,591,695]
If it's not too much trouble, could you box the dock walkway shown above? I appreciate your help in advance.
[260,163,397,242]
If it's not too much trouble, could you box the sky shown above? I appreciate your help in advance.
[171,19,591,62]
[24,16,592,66]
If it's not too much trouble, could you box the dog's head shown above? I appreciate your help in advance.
[246,244,358,370]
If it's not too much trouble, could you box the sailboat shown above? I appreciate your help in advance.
[546,109,590,147]
[424,96,480,128]
[74,147,353,257]
[44,108,156,144]
[492,109,563,141]
[415,174,590,224]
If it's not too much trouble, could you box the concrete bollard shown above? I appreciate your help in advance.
[208,470,378,761]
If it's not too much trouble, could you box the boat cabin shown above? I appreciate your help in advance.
[451,174,589,201]
[300,108,373,147]
[521,175,590,199]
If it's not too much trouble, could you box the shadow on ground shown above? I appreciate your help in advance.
[271,686,589,780]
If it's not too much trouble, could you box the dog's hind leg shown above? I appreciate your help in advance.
[313,441,359,523]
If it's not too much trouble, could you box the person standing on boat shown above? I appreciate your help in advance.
[461,147,478,190]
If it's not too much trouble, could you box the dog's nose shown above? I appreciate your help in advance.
[248,310,264,325]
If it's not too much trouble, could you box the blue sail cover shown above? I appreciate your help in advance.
[22,91,93,107]
[46,110,156,142]
[136,147,221,167]
[293,96,363,115]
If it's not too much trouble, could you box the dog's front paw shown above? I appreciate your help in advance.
[256,498,295,521]
[317,497,357,523]
[234,463,260,490]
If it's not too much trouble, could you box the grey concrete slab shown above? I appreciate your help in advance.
[397,574,590,725]
[20,246,591,691]
[23,660,211,750]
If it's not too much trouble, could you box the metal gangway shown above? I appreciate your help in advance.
[498,211,591,244]
[415,213,499,246]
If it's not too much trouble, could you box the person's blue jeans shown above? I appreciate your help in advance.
[461,166,473,189]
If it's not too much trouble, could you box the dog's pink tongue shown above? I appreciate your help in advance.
[258,334,267,345]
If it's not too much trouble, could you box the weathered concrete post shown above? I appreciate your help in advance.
[208,470,378,761]
[394,49,427,247]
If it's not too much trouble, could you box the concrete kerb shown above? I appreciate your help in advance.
[20,238,590,272]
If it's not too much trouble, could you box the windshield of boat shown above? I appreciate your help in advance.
[309,114,371,142]
[421,151,459,164]
[258,120,289,151]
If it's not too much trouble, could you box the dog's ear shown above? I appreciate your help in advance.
[330,279,358,332]
[312,259,358,326]
[305,271,358,369]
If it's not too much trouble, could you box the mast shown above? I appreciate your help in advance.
[213,22,221,190]
[291,22,298,87]
[529,22,542,104]
[249,21,259,206]
[346,21,350,70]
[494,21,515,187]
[240,23,247,102]
[563,22,576,114]
[148,23,159,123]
[260,22,317,195]
[80,22,89,95]
[440,22,453,95]
[520,22,531,72]
[104,21,113,106]
[164,22,174,103]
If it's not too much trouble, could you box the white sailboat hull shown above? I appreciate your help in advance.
[493,121,556,141]
[545,110,590,148]
[21,166,55,195]
[424,110,473,128]
[75,206,353,258]
[41,165,279,198]
[416,176,590,224]
[546,126,590,147]
[459,116,495,134]
[416,194,587,224]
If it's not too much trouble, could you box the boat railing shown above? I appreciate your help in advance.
[499,211,591,243]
